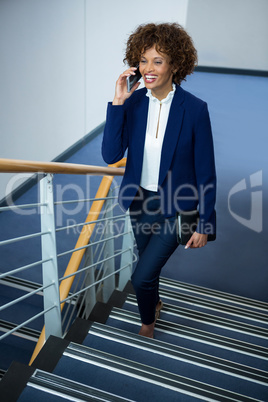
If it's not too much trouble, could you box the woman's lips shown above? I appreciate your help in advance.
[144,74,157,83]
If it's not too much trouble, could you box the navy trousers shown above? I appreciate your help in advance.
[129,188,179,325]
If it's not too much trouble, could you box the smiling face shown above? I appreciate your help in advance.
[139,46,174,100]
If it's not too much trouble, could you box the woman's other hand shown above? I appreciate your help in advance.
[112,67,140,105]
[185,232,208,249]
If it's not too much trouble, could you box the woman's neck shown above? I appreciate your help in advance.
[151,83,174,101]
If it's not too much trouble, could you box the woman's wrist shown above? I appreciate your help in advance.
[112,98,125,106]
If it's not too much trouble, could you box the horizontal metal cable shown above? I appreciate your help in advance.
[60,261,131,304]
[132,252,138,263]
[56,214,126,232]
[0,282,54,312]
[57,230,131,258]
[0,304,55,341]
[0,231,50,247]
[0,202,46,212]
[54,196,117,205]
[0,258,52,280]
[59,248,131,282]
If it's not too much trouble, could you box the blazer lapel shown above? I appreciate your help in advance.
[158,86,185,186]
[131,93,149,182]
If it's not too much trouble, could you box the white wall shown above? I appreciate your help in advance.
[0,0,85,200]
[186,0,268,70]
[0,0,189,201]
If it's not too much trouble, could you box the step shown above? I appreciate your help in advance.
[19,369,134,402]
[0,359,133,402]
[5,273,267,316]
[125,294,268,339]
[0,319,40,342]
[0,283,44,332]
[55,341,265,402]
[85,321,268,386]
[2,275,267,314]
[0,327,37,371]
[0,275,43,294]
[108,308,268,362]
[159,277,268,312]
[156,286,268,324]
[0,275,76,307]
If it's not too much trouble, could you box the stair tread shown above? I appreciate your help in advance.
[159,277,268,311]
[125,296,268,340]
[114,305,268,346]
[155,287,268,323]
[84,322,268,385]
[20,368,134,402]
[52,341,267,402]
[106,308,268,366]
[54,352,191,402]
[1,276,267,401]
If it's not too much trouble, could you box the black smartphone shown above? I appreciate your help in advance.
[127,66,142,92]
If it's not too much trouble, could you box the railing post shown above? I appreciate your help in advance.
[118,211,134,291]
[101,191,116,302]
[40,174,62,339]
[82,245,97,318]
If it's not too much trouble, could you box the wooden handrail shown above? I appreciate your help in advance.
[0,158,125,176]
[29,157,126,365]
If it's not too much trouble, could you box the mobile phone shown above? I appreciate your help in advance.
[127,66,142,92]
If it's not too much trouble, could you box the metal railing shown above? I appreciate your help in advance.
[0,157,135,365]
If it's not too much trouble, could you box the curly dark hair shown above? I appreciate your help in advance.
[124,23,198,85]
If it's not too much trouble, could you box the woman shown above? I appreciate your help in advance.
[102,23,216,338]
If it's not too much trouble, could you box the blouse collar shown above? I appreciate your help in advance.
[146,83,176,103]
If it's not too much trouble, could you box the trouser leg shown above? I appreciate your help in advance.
[131,214,178,325]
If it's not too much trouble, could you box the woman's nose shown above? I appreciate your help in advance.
[145,63,154,73]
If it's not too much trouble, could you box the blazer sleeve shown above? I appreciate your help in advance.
[102,102,129,164]
[194,103,217,234]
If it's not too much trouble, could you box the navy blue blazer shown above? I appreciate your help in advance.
[102,84,216,234]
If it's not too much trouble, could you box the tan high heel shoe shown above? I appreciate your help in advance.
[155,300,164,321]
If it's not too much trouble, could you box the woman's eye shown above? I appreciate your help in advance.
[155,61,162,65]
[140,60,146,64]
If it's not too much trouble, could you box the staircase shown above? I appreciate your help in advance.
[1,277,267,401]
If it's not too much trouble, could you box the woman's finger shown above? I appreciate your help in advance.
[119,69,137,81]
[185,235,194,249]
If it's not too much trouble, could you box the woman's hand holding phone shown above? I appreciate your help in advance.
[112,67,141,105]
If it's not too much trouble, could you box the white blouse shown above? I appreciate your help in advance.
[140,83,176,192]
